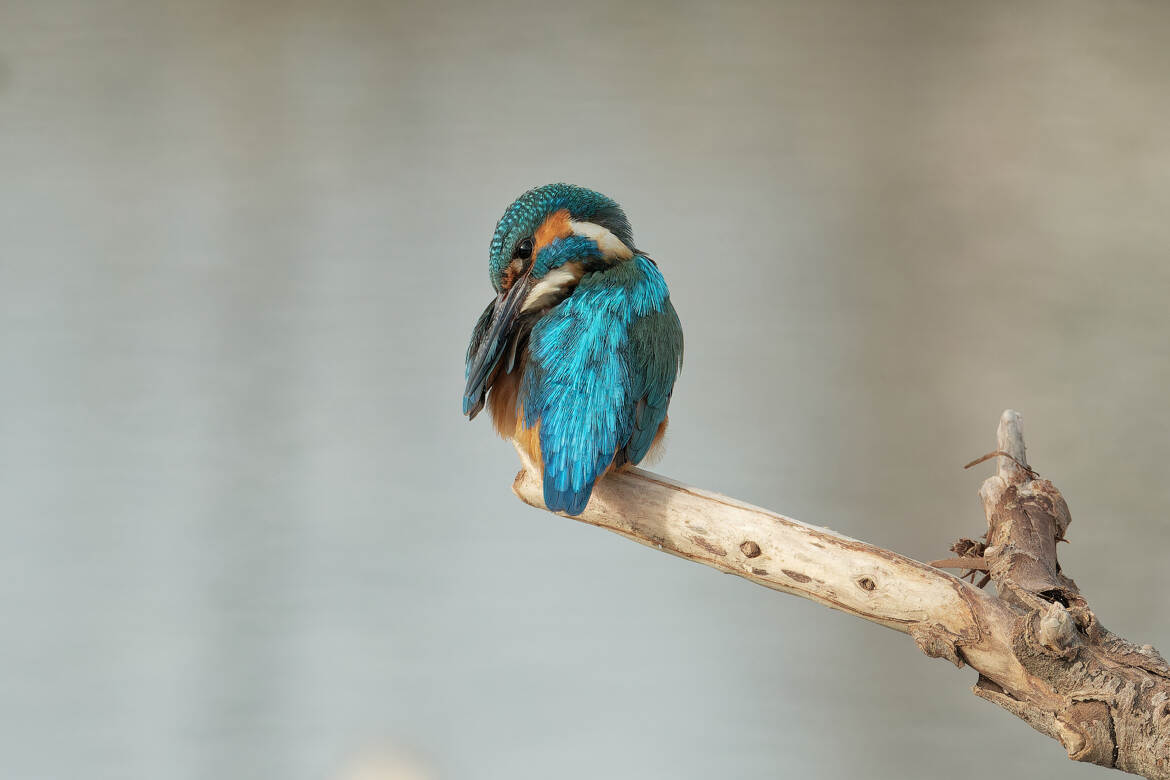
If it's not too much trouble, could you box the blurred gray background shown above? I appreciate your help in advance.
[2,1,1168,778]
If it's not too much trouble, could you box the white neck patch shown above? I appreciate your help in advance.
[521,262,586,313]
[519,223,633,313]
[570,221,634,261]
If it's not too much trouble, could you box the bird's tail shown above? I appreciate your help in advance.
[543,479,593,516]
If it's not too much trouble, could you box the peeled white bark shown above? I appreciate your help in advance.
[512,410,1170,778]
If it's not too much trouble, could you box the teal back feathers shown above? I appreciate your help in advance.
[524,256,682,514]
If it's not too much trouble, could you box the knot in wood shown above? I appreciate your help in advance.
[857,576,876,591]
[1037,602,1079,657]
[909,624,964,668]
[740,540,762,558]
[1056,701,1116,767]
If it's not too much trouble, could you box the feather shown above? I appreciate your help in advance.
[463,299,495,418]
[620,305,683,465]
[504,313,536,375]
[522,256,683,515]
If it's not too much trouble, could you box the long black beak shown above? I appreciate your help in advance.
[463,274,532,419]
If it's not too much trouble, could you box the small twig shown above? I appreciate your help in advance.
[930,557,991,571]
[964,449,1039,479]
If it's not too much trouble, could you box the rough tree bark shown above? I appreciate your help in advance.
[512,410,1170,778]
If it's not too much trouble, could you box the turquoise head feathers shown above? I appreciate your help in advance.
[487,183,634,291]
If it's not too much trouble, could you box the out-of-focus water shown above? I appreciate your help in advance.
[2,1,1168,778]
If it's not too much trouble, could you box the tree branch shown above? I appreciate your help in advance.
[512,410,1170,778]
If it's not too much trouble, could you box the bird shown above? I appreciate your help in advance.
[463,183,684,516]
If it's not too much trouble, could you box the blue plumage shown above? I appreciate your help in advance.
[464,184,683,515]
[530,234,602,277]
[524,257,681,513]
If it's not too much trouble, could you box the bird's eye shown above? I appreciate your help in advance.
[515,237,533,261]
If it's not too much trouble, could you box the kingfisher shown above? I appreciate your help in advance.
[463,183,684,516]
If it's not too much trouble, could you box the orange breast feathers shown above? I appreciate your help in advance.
[486,369,544,475]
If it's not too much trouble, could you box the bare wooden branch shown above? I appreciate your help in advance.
[512,409,1170,778]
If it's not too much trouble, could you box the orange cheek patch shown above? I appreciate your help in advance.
[534,209,573,255]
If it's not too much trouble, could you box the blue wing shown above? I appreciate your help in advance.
[463,299,495,418]
[618,303,683,466]
[523,256,683,515]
